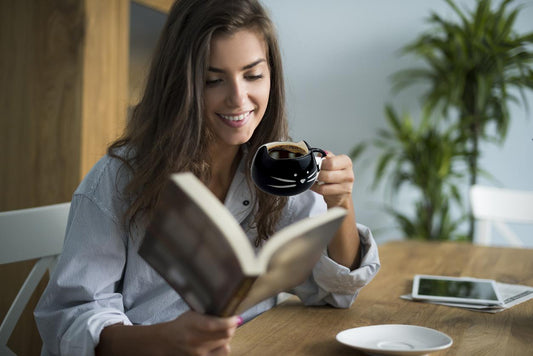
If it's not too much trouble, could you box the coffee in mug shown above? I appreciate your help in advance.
[267,144,308,159]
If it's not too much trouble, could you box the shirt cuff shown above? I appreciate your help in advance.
[60,308,132,356]
[314,223,381,296]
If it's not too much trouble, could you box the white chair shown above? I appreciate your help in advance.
[470,185,533,247]
[0,202,70,356]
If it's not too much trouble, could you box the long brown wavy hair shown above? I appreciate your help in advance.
[109,0,288,244]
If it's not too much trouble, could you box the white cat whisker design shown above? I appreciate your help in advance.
[268,176,297,189]
[306,171,318,182]
[267,184,297,188]
[271,176,296,183]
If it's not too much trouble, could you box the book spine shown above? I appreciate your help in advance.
[219,277,256,317]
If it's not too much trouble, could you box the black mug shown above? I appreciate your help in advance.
[251,141,327,196]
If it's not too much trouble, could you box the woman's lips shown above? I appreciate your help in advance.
[217,110,253,128]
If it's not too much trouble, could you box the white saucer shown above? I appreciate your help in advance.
[336,324,452,356]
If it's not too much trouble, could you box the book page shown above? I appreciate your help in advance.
[140,180,251,315]
[170,173,259,272]
[234,209,346,314]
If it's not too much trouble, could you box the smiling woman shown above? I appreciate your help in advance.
[33,1,380,355]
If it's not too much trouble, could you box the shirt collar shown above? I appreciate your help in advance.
[224,145,254,224]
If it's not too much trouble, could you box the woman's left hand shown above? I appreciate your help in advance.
[310,151,354,209]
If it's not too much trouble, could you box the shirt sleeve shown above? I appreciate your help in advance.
[34,194,132,356]
[292,223,380,308]
[286,192,381,308]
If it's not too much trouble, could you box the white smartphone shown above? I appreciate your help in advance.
[412,274,503,306]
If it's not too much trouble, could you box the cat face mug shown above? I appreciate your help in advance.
[251,140,327,196]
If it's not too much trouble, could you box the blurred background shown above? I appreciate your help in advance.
[261,0,533,246]
[129,0,533,246]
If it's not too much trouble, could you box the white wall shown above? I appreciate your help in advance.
[262,0,533,246]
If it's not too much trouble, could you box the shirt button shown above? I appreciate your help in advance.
[243,200,250,206]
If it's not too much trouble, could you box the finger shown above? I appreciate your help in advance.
[182,312,239,344]
[193,314,241,333]
[320,154,352,171]
[194,323,238,343]
[317,168,354,185]
[185,326,236,350]
[186,337,232,356]
[209,344,231,356]
[203,326,237,342]
[312,181,352,197]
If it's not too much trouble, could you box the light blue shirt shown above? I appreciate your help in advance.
[34,150,380,356]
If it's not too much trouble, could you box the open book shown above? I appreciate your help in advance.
[139,172,346,317]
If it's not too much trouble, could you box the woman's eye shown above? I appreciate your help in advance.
[206,78,222,86]
[245,74,264,81]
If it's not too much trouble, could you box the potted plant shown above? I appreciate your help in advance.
[356,0,533,241]
[351,106,467,241]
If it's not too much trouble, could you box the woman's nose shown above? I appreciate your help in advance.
[226,79,246,107]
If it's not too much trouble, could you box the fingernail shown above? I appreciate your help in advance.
[236,316,243,326]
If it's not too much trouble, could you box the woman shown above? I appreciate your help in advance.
[35,0,380,355]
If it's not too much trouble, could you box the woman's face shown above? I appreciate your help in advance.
[204,29,271,149]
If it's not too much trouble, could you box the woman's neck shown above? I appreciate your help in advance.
[207,144,242,202]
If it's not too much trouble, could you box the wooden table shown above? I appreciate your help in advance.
[231,241,533,355]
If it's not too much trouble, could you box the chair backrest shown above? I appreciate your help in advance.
[0,202,70,356]
[470,185,533,247]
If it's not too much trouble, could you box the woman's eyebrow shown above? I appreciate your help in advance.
[208,59,266,73]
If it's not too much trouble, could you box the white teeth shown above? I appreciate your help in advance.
[220,111,251,121]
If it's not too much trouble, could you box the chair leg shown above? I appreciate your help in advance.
[476,221,491,245]
[494,221,524,247]
[0,257,52,348]
[0,345,17,356]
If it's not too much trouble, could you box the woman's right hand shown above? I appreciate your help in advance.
[161,310,241,355]
[96,310,241,356]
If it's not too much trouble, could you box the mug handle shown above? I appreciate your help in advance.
[309,147,327,170]
[309,147,327,157]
